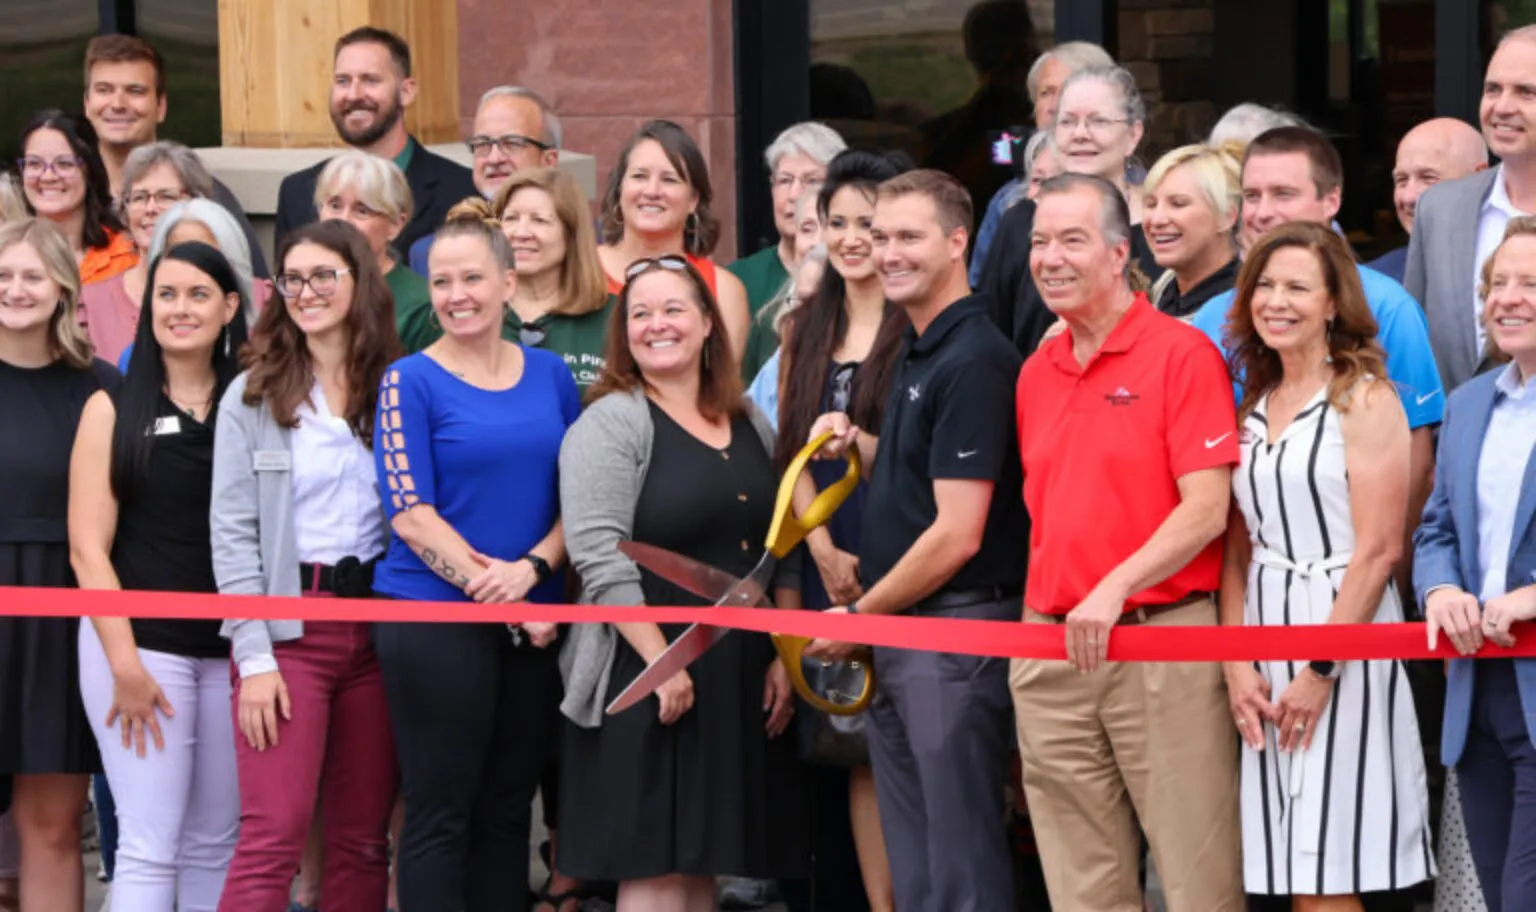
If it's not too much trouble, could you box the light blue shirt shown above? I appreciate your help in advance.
[746,348,781,431]
[1477,364,1536,602]
[1190,263,1446,429]
[969,179,1020,287]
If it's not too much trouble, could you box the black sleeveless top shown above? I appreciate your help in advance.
[110,394,226,659]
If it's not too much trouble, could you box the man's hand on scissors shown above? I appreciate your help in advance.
[804,606,859,661]
[808,412,859,461]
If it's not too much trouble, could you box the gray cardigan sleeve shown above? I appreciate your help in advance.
[211,375,274,662]
[557,391,651,726]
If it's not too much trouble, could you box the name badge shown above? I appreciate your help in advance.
[253,450,291,472]
[152,415,181,436]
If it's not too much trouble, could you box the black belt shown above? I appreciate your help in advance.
[298,556,379,598]
[1031,591,1211,626]
[910,584,1023,615]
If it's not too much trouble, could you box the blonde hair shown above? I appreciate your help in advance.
[1144,143,1243,227]
[491,167,608,317]
[314,151,414,224]
[1476,215,1536,366]
[0,218,93,368]
[435,197,515,272]
[0,174,26,223]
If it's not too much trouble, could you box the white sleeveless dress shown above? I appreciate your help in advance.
[1233,387,1435,896]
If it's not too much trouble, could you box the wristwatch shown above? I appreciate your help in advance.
[522,553,553,584]
[847,601,860,615]
[1308,660,1340,679]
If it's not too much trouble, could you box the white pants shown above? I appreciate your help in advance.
[79,623,239,912]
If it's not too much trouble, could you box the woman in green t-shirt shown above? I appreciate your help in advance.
[405,168,612,388]
[312,151,431,351]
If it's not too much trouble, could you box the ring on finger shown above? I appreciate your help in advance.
[1293,722,1306,733]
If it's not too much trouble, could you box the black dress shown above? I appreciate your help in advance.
[0,358,118,775]
[559,403,809,881]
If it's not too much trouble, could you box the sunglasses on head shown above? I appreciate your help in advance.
[623,255,690,282]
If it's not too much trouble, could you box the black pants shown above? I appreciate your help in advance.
[374,622,563,912]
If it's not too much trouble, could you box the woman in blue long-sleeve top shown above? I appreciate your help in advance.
[371,198,580,912]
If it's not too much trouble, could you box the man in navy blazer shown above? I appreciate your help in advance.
[272,26,476,259]
[1415,263,1536,909]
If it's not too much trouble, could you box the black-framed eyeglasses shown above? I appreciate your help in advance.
[623,255,690,282]
[275,267,351,299]
[466,133,552,158]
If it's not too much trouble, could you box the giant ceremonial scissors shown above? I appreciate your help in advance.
[606,431,877,717]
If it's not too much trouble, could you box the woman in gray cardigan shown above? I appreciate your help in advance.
[556,255,808,911]
[209,221,403,911]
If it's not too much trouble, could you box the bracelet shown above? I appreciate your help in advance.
[847,600,860,615]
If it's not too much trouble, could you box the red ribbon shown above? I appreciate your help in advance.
[3,585,1530,662]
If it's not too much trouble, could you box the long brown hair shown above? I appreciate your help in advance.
[492,167,607,316]
[588,257,743,421]
[1226,221,1387,418]
[776,149,912,472]
[243,220,402,442]
[598,120,721,257]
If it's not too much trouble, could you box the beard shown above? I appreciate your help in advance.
[331,92,405,147]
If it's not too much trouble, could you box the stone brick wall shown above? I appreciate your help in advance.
[455,0,740,260]
[1118,0,1219,164]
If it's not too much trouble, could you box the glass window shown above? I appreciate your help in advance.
[0,2,101,165]
[134,0,222,150]
[809,0,1054,217]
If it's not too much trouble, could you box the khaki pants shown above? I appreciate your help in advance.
[1010,597,1243,912]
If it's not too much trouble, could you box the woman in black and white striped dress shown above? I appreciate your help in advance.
[1218,222,1434,908]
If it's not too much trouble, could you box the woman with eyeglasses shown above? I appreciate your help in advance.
[68,241,246,912]
[596,120,751,366]
[775,148,909,912]
[401,168,613,391]
[18,109,136,285]
[0,218,119,912]
[1051,66,1161,280]
[371,203,578,910]
[211,220,403,911]
[314,151,431,353]
[558,255,807,912]
[78,142,214,365]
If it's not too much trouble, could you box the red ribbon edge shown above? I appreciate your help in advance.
[2,585,1527,662]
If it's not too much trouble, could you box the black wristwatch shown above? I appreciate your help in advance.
[1308,660,1340,680]
[522,553,553,584]
[847,601,860,615]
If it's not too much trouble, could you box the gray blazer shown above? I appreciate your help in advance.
[210,371,391,672]
[1404,167,1500,393]
[557,387,794,728]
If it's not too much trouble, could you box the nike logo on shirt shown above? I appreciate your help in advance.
[1416,391,1440,406]
[1205,432,1234,449]
[958,449,978,459]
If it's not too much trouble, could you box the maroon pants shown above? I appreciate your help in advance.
[217,618,398,912]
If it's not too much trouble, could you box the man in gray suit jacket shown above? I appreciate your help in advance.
[1406,25,1536,393]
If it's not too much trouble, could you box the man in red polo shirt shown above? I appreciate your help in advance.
[1012,172,1243,912]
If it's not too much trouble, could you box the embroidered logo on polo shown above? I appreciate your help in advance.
[908,384,922,402]
[1104,386,1140,406]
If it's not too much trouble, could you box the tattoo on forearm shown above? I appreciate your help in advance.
[415,547,471,587]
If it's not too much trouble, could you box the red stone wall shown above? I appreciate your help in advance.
[456,0,741,260]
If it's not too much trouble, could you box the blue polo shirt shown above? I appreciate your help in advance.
[1190,263,1445,429]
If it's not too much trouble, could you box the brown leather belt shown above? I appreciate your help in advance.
[1031,591,1210,626]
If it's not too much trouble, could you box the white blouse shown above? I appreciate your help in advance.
[291,383,387,566]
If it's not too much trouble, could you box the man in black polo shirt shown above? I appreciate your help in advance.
[806,169,1025,912]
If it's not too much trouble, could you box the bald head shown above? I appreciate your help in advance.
[1393,118,1488,233]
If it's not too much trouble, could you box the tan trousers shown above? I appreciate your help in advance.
[1010,597,1243,912]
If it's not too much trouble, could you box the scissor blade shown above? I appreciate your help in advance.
[618,541,744,604]
[605,623,731,715]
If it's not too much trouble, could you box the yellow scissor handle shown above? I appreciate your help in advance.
[772,634,876,715]
[764,430,862,559]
